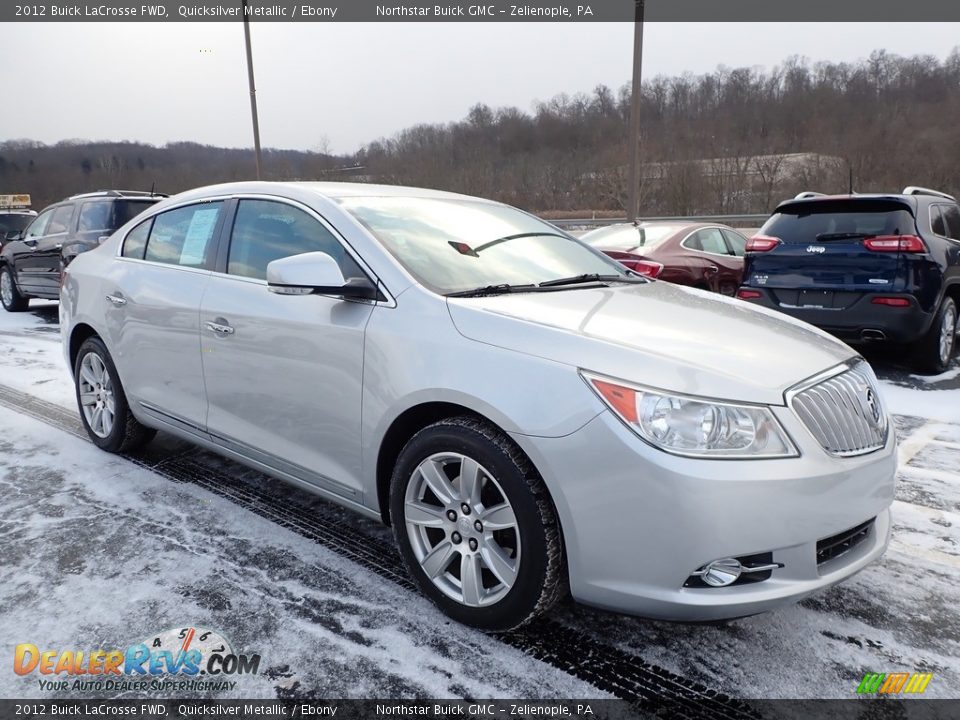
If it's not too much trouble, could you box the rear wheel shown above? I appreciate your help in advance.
[914,297,957,374]
[74,336,156,453]
[0,266,29,312]
[390,417,565,631]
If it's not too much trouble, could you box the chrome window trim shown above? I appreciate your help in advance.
[114,256,213,277]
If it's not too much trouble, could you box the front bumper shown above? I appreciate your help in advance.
[740,289,932,344]
[511,406,896,621]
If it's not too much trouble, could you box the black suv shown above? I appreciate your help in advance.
[1,190,165,312]
[738,187,960,373]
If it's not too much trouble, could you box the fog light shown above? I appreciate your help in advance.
[697,558,742,587]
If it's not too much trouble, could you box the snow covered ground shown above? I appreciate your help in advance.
[0,301,958,702]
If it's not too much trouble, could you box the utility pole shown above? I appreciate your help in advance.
[626,0,645,222]
[242,0,263,180]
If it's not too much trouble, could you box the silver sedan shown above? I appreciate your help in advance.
[60,182,896,630]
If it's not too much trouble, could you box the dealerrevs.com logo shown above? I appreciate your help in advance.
[14,626,261,693]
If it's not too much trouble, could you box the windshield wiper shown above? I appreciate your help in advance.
[473,232,571,253]
[815,232,876,242]
[446,283,538,298]
[537,273,646,288]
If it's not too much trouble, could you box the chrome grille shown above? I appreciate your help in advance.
[789,362,888,457]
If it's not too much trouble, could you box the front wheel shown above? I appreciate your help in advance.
[74,336,156,453]
[0,266,29,312]
[390,417,565,631]
[913,297,957,374]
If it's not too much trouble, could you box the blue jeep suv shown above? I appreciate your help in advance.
[738,187,960,373]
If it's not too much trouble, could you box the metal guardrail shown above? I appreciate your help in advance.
[550,213,769,229]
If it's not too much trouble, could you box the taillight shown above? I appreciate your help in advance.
[745,235,781,252]
[871,297,911,307]
[737,289,762,300]
[863,235,926,253]
[620,259,663,278]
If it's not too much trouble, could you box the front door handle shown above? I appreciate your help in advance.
[205,320,234,336]
[105,294,126,306]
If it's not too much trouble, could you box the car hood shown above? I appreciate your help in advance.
[446,281,857,405]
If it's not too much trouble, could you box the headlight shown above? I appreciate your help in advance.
[582,372,797,459]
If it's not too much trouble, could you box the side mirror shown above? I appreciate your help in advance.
[266,251,380,301]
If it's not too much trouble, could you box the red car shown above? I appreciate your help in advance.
[581,222,748,295]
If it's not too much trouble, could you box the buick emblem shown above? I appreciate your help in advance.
[806,245,826,254]
[863,387,881,423]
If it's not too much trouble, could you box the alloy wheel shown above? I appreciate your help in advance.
[78,352,116,438]
[941,303,957,365]
[0,271,12,307]
[404,452,521,607]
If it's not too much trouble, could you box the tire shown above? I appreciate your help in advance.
[74,336,156,453]
[390,417,565,631]
[0,265,29,312]
[913,297,957,374]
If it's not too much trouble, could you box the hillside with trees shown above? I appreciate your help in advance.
[3,49,959,216]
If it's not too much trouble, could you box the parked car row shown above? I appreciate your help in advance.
[58,180,896,631]
[576,186,959,374]
[1,190,165,312]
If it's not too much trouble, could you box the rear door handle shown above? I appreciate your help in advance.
[105,294,126,306]
[205,320,234,336]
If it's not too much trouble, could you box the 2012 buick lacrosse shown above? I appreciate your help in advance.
[61,182,896,631]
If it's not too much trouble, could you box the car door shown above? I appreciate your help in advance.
[199,197,375,501]
[15,204,74,296]
[6,207,53,292]
[679,228,736,292]
[106,200,226,434]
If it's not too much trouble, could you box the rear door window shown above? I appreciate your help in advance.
[78,202,112,232]
[693,228,729,255]
[761,200,916,243]
[122,218,152,259]
[143,202,223,268]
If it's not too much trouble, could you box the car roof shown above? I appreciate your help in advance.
[167,181,497,206]
[0,209,37,216]
[775,193,925,213]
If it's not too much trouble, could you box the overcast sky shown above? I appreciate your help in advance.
[1,22,957,154]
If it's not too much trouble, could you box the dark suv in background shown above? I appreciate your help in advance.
[1,190,164,312]
[738,187,960,373]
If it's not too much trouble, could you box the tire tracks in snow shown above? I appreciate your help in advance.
[0,381,756,718]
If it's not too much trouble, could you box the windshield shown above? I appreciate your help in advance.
[0,214,35,237]
[339,196,628,294]
[582,223,681,252]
